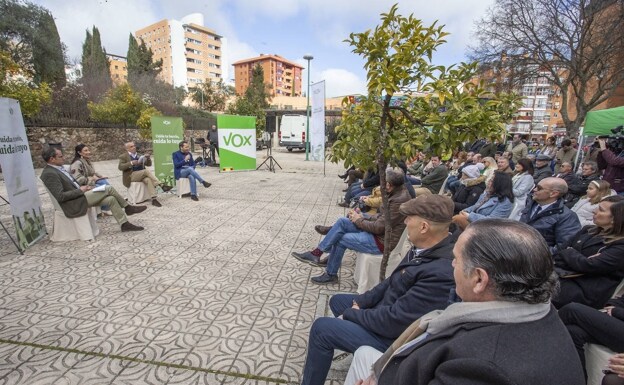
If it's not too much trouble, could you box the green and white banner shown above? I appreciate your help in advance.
[151,116,184,187]
[0,98,46,251]
[217,114,256,171]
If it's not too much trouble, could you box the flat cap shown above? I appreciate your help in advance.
[536,154,551,161]
[399,195,454,223]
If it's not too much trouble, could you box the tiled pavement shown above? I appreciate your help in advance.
[0,149,359,385]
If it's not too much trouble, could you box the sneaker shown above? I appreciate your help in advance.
[124,205,147,216]
[202,181,212,188]
[161,185,173,192]
[121,222,144,232]
[311,272,338,284]
[291,251,321,266]
[191,195,199,201]
[314,225,332,235]
[152,199,162,207]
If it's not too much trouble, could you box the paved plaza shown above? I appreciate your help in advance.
[0,148,360,385]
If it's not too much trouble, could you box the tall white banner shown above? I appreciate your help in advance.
[310,81,326,162]
[0,98,46,250]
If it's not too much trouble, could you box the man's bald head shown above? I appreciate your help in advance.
[533,177,568,205]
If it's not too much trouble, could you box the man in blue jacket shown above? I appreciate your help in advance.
[172,141,211,201]
[300,195,456,385]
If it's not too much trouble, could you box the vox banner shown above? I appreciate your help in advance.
[0,98,46,251]
[217,115,256,171]
[151,116,184,187]
[310,81,326,161]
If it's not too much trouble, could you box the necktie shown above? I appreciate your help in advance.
[532,206,542,219]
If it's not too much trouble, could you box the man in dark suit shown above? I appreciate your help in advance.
[346,219,584,385]
[41,147,146,232]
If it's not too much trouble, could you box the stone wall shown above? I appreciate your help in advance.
[27,127,208,168]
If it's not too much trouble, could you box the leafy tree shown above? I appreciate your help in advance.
[227,64,270,134]
[190,80,235,112]
[0,50,51,117]
[332,5,519,279]
[88,83,153,126]
[81,26,111,101]
[0,0,65,87]
[470,0,624,137]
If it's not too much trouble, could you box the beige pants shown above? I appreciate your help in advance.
[414,187,433,197]
[85,185,128,225]
[130,169,160,198]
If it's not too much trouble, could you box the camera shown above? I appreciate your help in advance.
[597,125,624,152]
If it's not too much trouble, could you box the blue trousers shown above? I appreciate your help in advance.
[344,184,372,203]
[318,217,381,276]
[301,293,393,385]
[179,167,206,196]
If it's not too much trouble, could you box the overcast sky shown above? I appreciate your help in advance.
[32,0,494,97]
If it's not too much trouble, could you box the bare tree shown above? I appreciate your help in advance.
[470,0,624,137]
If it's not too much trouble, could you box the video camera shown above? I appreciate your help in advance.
[594,125,624,153]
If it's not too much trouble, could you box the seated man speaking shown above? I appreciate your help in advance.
[345,219,584,385]
[172,141,211,201]
[41,147,146,232]
[292,168,411,284]
[118,141,171,207]
[299,195,456,385]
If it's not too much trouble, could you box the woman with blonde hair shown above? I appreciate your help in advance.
[571,180,614,227]
[481,156,497,184]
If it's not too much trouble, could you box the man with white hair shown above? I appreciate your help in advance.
[118,141,172,207]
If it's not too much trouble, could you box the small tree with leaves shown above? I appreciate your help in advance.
[332,4,520,280]
[190,80,235,112]
[0,50,51,117]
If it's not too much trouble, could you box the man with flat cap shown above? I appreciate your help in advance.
[533,154,553,185]
[299,195,457,385]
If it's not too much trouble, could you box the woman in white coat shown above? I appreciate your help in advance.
[571,180,614,227]
[508,158,535,220]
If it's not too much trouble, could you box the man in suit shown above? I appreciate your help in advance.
[41,147,146,232]
[172,141,211,202]
[118,141,171,207]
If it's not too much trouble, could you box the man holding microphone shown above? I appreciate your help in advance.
[173,141,211,202]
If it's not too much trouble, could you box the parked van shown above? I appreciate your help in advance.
[278,114,307,151]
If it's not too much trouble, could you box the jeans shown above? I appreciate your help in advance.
[94,178,110,211]
[300,293,393,385]
[445,175,461,193]
[179,167,205,196]
[406,175,421,185]
[318,217,381,275]
[344,184,372,203]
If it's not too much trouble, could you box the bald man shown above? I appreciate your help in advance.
[519,177,581,252]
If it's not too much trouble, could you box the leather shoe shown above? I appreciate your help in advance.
[124,205,147,215]
[121,222,144,232]
[337,201,349,208]
[311,272,338,284]
[291,251,322,266]
[342,188,348,192]
[181,193,191,198]
[314,225,332,235]
[202,181,212,188]
[191,195,199,201]
[338,173,347,179]
[161,185,173,192]
[152,199,162,207]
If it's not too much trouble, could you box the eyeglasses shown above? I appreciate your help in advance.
[535,185,551,191]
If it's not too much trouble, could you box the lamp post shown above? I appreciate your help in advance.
[303,54,313,161]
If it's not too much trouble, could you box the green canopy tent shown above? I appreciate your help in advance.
[583,106,624,136]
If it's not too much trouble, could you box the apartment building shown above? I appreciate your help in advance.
[232,54,304,97]
[108,54,127,85]
[135,13,222,89]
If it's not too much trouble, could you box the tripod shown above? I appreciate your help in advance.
[256,134,281,173]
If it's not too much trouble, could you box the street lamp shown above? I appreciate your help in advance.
[303,54,313,161]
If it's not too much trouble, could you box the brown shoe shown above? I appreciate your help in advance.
[314,225,332,235]
[161,185,173,192]
[121,222,144,232]
[181,193,191,198]
[337,201,349,208]
[152,199,162,207]
[124,205,147,216]
[191,195,199,201]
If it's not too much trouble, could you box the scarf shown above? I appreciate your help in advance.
[372,300,551,378]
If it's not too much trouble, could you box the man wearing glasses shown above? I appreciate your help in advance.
[519,177,580,252]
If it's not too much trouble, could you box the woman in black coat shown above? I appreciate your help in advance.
[451,165,486,214]
[552,196,624,309]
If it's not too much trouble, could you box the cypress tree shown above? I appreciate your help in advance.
[80,26,111,101]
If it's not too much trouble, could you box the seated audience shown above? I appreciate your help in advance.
[339,168,379,208]
[559,298,624,381]
[299,195,456,385]
[481,156,497,184]
[519,177,581,252]
[172,141,211,201]
[118,141,171,207]
[556,161,577,186]
[603,354,624,385]
[70,143,111,215]
[566,161,602,207]
[452,171,513,230]
[496,156,513,175]
[345,219,584,385]
[451,165,485,214]
[540,136,558,160]
[533,154,553,184]
[552,196,624,309]
[41,147,146,232]
[508,158,535,220]
[292,168,410,284]
[414,155,448,196]
[571,180,615,227]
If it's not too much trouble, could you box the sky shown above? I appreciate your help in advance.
[33,0,495,97]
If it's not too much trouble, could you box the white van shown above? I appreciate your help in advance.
[278,114,307,151]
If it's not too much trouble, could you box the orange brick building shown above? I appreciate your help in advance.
[232,54,304,97]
